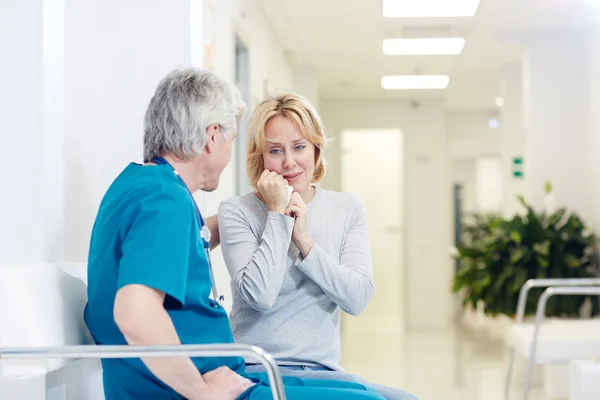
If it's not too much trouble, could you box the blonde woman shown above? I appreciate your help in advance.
[218,93,417,400]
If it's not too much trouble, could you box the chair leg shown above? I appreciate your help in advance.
[504,348,515,399]
[523,322,542,400]
[523,354,535,400]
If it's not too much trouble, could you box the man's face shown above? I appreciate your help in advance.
[203,124,238,192]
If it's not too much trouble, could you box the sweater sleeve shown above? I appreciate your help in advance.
[218,198,294,311]
[295,195,374,316]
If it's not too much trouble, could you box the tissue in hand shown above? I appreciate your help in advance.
[287,185,293,205]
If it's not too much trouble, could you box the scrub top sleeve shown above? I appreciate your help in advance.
[118,190,194,306]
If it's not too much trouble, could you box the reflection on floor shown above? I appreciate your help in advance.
[341,318,551,400]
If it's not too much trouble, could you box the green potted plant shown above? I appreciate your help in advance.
[452,183,600,319]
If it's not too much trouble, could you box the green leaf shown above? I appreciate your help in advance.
[476,276,491,290]
[493,265,514,292]
[533,241,550,257]
[452,278,463,293]
[510,247,526,264]
[544,181,553,194]
[536,255,550,268]
[456,262,474,278]
[510,231,522,245]
[511,269,528,293]
[563,254,581,268]
[548,209,566,228]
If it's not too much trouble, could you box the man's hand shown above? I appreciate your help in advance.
[200,366,255,400]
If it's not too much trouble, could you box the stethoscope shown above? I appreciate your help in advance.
[151,157,224,306]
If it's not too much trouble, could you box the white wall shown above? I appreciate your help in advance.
[523,32,593,222]
[447,110,501,160]
[63,0,195,262]
[293,66,320,112]
[320,98,453,331]
[499,64,530,218]
[474,157,502,213]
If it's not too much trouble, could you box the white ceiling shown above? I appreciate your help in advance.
[255,0,600,110]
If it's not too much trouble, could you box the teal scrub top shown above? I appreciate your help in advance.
[83,162,250,399]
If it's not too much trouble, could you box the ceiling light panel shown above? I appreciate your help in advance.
[383,38,465,55]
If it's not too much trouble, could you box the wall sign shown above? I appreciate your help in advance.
[512,157,523,178]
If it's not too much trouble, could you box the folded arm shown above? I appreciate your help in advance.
[218,199,294,311]
[295,196,374,315]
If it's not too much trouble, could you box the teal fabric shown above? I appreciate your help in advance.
[83,162,385,400]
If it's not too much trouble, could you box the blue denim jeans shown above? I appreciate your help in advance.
[245,364,418,400]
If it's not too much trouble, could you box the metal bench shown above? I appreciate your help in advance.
[0,263,285,399]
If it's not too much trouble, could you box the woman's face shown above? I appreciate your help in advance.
[262,115,315,195]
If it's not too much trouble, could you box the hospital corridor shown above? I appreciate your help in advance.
[3,0,600,399]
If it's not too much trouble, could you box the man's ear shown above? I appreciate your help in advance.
[204,124,220,153]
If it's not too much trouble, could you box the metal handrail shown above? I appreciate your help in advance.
[505,278,600,399]
[0,343,286,400]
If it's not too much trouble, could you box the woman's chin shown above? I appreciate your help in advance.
[290,182,307,193]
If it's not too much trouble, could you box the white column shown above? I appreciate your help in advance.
[588,26,600,233]
[499,63,530,217]
[0,0,46,263]
[404,102,453,331]
[0,0,61,396]
[522,31,592,219]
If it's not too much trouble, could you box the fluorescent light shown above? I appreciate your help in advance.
[383,38,465,55]
[383,0,480,18]
[495,97,504,107]
[381,75,450,90]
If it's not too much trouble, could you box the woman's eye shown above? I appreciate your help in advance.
[294,145,306,151]
[270,148,282,155]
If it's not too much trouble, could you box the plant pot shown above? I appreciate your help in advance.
[486,314,514,341]
[461,301,488,332]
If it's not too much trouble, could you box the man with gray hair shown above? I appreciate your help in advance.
[83,68,385,400]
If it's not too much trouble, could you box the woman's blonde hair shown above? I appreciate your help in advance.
[246,92,328,188]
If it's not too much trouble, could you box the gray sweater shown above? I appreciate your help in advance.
[218,186,374,371]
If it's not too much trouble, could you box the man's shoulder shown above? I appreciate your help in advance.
[99,164,192,222]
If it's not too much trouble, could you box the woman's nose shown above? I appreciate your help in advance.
[283,153,296,169]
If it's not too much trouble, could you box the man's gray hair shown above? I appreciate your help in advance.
[143,68,247,162]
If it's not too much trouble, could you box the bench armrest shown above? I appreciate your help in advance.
[515,278,600,323]
[0,343,286,400]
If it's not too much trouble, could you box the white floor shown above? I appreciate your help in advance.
[341,317,552,400]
